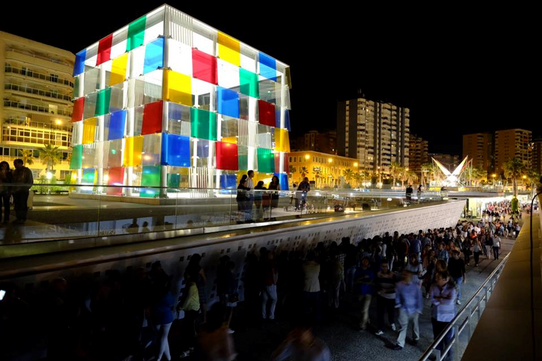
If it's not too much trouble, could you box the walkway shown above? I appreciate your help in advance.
[231,235,516,361]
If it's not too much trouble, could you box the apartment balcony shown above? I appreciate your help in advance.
[4,83,72,103]
[3,100,72,118]
[4,65,74,88]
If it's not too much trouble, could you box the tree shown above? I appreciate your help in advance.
[19,149,34,166]
[503,157,527,197]
[389,162,402,187]
[406,170,419,186]
[312,167,322,188]
[40,144,62,173]
[343,168,354,185]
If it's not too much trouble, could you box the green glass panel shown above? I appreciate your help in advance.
[95,88,111,116]
[167,173,181,188]
[239,68,259,98]
[257,148,274,173]
[127,16,147,51]
[82,169,95,184]
[70,145,83,170]
[190,108,217,141]
[73,77,80,99]
[141,165,161,198]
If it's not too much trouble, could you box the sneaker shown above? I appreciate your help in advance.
[227,328,235,334]
[391,323,397,331]
[391,345,403,351]
[179,351,191,358]
[456,300,462,305]
[375,330,384,336]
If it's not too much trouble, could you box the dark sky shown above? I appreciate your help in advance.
[2,3,539,155]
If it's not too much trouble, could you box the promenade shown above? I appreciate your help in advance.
[231,234,515,361]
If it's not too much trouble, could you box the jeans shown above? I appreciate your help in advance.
[397,310,419,347]
[13,190,29,221]
[377,295,395,331]
[493,247,500,259]
[432,318,453,359]
[262,284,277,320]
[453,276,462,300]
[358,294,372,329]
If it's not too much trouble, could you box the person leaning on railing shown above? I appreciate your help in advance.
[0,161,13,223]
[11,158,33,224]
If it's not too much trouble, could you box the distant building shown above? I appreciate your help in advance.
[531,138,542,175]
[289,150,358,188]
[409,134,428,176]
[462,132,494,173]
[494,129,532,172]
[297,130,337,154]
[0,31,74,179]
[337,97,409,174]
[430,153,461,171]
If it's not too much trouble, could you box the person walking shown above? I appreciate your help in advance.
[0,161,13,223]
[429,271,457,360]
[295,177,310,211]
[268,175,281,216]
[447,250,466,305]
[392,270,423,350]
[375,261,397,336]
[236,175,250,223]
[354,257,374,331]
[492,234,501,260]
[12,159,33,224]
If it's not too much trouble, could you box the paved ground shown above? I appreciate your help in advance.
[230,235,516,361]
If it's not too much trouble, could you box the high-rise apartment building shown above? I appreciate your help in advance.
[337,97,409,173]
[409,134,428,176]
[0,31,74,179]
[301,130,337,154]
[531,138,542,175]
[494,129,532,172]
[462,132,494,172]
[430,153,461,170]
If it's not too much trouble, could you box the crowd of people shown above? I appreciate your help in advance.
[0,211,520,361]
[0,159,34,225]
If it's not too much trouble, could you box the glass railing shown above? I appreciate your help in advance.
[3,118,72,133]
[0,184,447,257]
[5,83,72,102]
[4,65,74,87]
[3,100,72,117]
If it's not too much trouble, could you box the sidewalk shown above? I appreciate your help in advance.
[231,237,515,361]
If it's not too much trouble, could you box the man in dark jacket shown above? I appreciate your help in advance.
[12,159,33,224]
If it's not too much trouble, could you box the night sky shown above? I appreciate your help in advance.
[2,2,539,156]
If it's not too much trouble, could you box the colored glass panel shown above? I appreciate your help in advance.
[123,136,144,167]
[276,172,289,191]
[191,108,217,141]
[161,133,190,167]
[284,109,291,131]
[97,34,113,66]
[192,48,217,85]
[143,37,164,75]
[239,68,259,98]
[108,110,126,140]
[218,32,241,66]
[141,165,161,198]
[142,133,162,166]
[217,87,239,118]
[82,168,96,184]
[82,118,97,144]
[220,174,237,189]
[168,173,180,188]
[163,70,192,106]
[74,50,86,77]
[216,142,238,170]
[274,128,290,152]
[107,167,125,196]
[196,139,211,158]
[72,97,85,122]
[257,148,274,174]
[95,88,111,116]
[70,144,83,169]
[274,153,280,173]
[127,16,146,51]
[142,101,163,135]
[283,152,289,174]
[259,52,277,81]
[258,100,275,127]
[110,53,128,86]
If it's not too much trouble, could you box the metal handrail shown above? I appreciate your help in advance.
[418,252,510,361]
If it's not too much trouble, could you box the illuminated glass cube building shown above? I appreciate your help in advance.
[70,5,291,197]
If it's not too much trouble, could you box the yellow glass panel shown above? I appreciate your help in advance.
[274,128,290,152]
[82,118,97,144]
[163,70,192,106]
[218,32,240,67]
[123,136,144,167]
[110,53,129,86]
[221,136,237,145]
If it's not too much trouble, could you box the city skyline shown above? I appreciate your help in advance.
[1,3,538,156]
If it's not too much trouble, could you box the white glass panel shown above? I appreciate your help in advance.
[167,102,191,136]
[130,46,145,78]
[83,92,97,120]
[217,59,240,90]
[83,67,100,96]
[192,78,215,111]
[240,44,257,72]
[144,21,164,45]
[247,120,258,148]
[257,124,274,149]
[167,39,192,76]
[142,133,162,166]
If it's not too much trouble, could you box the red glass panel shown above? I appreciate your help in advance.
[72,97,85,122]
[142,101,163,135]
[97,34,113,66]
[192,48,217,85]
[107,167,125,196]
[216,142,238,170]
[258,100,275,127]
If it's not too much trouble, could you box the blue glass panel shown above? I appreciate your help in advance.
[275,173,289,191]
[74,50,86,77]
[108,110,126,140]
[197,139,210,158]
[143,37,164,75]
[161,133,190,167]
[284,109,291,131]
[259,52,277,81]
[217,86,239,118]
[220,174,237,189]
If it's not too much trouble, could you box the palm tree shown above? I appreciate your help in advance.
[343,168,354,185]
[389,162,402,187]
[406,170,419,186]
[300,166,309,178]
[313,167,322,188]
[19,149,34,166]
[40,144,62,173]
[503,157,527,197]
